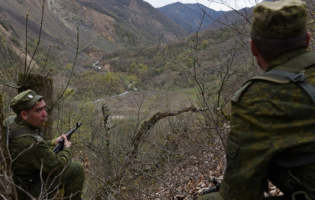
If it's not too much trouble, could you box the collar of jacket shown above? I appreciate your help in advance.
[5,116,40,133]
[266,48,308,72]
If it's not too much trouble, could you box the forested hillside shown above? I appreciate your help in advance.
[0,0,315,199]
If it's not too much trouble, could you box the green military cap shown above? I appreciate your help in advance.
[251,0,308,39]
[10,89,43,114]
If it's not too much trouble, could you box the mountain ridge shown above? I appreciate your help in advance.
[158,2,226,33]
[0,0,187,53]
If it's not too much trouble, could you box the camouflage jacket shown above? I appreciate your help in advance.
[199,49,315,200]
[3,116,72,180]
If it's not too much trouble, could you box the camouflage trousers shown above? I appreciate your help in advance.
[15,161,85,200]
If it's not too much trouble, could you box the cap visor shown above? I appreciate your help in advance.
[24,95,43,110]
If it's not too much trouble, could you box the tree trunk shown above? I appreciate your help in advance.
[102,105,112,179]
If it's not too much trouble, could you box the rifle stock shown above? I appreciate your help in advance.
[200,178,221,195]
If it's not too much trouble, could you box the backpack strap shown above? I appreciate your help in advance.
[232,52,315,103]
[263,70,315,104]
[9,127,44,142]
[9,129,34,139]
[248,52,315,104]
[5,117,44,141]
[275,51,315,73]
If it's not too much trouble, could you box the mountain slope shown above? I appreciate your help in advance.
[0,0,186,53]
[204,7,253,30]
[158,2,225,33]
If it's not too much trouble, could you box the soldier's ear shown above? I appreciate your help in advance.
[250,39,259,57]
[20,110,29,120]
[306,32,311,48]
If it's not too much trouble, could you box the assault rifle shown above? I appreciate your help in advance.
[200,178,221,195]
[53,122,82,154]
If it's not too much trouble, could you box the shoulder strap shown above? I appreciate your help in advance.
[265,70,315,104]
[10,129,45,143]
[10,129,31,139]
[249,52,315,104]
[233,52,315,103]
[275,51,315,73]
[9,128,36,139]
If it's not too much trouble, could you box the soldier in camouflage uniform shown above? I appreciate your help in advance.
[199,0,315,199]
[3,90,85,200]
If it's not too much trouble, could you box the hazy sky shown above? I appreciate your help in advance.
[143,0,259,11]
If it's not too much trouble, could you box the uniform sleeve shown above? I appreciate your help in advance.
[218,75,315,199]
[219,83,282,200]
[198,97,274,200]
[46,140,52,146]
[29,139,72,176]
[45,138,58,147]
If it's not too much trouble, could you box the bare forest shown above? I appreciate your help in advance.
[0,0,315,199]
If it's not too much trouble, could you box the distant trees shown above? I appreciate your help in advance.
[73,2,257,200]
[72,71,139,98]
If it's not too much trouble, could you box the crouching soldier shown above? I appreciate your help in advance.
[4,90,85,199]
[199,0,315,199]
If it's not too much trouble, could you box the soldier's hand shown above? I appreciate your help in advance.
[62,134,71,148]
[55,135,63,145]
